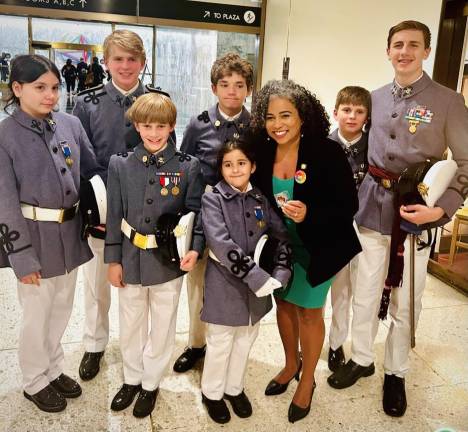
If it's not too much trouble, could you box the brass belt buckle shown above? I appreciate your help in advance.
[381,179,392,189]
[132,232,148,249]
[58,209,65,224]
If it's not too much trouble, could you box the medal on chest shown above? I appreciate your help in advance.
[171,176,180,196]
[160,176,170,196]
[295,163,307,184]
[404,106,433,134]
[254,206,266,228]
[59,141,73,167]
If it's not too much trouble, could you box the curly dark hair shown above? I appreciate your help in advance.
[250,79,330,139]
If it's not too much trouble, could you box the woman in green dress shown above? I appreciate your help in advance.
[249,80,361,423]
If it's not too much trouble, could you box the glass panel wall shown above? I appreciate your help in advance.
[115,24,154,85]
[32,18,112,45]
[0,15,28,87]
[155,26,258,140]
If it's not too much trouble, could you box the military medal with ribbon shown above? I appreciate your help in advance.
[59,140,73,167]
[254,206,266,228]
[171,175,180,196]
[160,176,170,196]
[404,105,433,134]
[294,163,307,184]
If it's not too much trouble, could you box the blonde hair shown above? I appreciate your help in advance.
[103,29,146,63]
[126,93,177,126]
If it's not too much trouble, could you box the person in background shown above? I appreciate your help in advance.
[61,58,77,97]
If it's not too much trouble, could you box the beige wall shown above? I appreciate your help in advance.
[262,0,443,120]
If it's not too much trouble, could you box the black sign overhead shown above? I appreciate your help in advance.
[140,0,261,27]
[0,0,137,16]
[0,0,261,27]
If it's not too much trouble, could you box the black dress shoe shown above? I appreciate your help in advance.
[265,360,302,396]
[133,388,159,418]
[224,391,252,418]
[50,374,82,398]
[328,346,346,372]
[24,384,67,413]
[79,351,104,381]
[383,374,407,417]
[173,346,206,373]
[111,383,142,411]
[327,359,375,389]
[288,381,316,423]
[202,393,231,424]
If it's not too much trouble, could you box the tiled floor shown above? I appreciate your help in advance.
[0,268,467,432]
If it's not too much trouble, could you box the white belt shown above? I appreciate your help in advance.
[121,218,158,250]
[21,202,79,223]
[208,249,220,263]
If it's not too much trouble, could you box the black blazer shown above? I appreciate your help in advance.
[251,133,362,287]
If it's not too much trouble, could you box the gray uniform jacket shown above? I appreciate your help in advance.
[201,181,292,326]
[104,141,204,286]
[180,104,250,186]
[0,108,98,278]
[355,72,468,234]
[329,129,368,189]
[72,81,146,178]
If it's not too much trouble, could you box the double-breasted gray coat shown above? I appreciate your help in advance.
[0,108,101,278]
[104,141,204,286]
[355,72,468,234]
[201,181,292,326]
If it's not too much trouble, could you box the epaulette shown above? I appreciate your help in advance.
[145,84,171,98]
[77,84,107,105]
[116,152,129,158]
[175,151,192,162]
[197,111,210,123]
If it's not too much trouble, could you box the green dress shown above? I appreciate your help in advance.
[273,176,332,308]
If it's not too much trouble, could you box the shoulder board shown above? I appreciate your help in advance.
[77,83,105,97]
[197,110,210,123]
[175,151,192,162]
[144,84,170,98]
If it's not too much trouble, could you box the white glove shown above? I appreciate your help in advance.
[255,277,282,298]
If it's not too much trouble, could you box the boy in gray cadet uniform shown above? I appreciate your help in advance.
[104,93,204,418]
[72,30,172,381]
[0,55,103,413]
[327,21,468,418]
[327,86,370,373]
[174,53,254,373]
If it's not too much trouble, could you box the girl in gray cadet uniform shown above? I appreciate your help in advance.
[200,140,292,424]
[0,55,102,413]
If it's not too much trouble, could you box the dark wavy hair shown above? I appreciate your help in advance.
[250,79,330,139]
[5,54,61,113]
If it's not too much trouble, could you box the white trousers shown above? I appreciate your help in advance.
[119,277,183,390]
[185,251,207,348]
[329,221,360,350]
[351,226,431,376]
[82,236,110,352]
[201,322,260,400]
[17,269,78,394]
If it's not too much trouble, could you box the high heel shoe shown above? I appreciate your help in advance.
[288,381,317,423]
[264,361,302,396]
